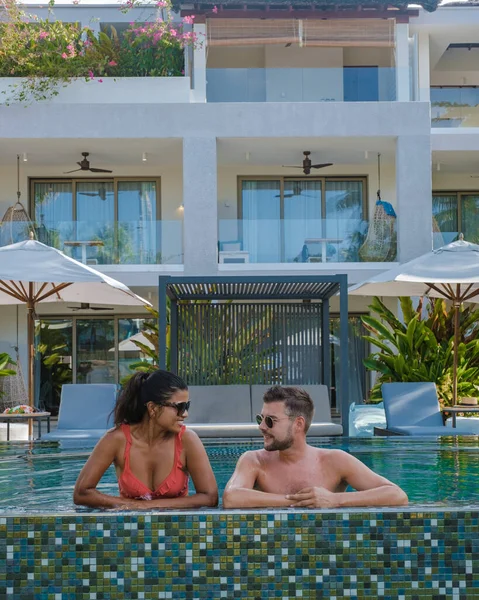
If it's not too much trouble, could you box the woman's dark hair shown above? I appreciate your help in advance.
[114,370,188,426]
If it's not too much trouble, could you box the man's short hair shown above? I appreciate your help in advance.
[263,386,315,433]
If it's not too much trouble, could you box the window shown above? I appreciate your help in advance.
[31,178,161,264]
[35,315,155,415]
[238,176,367,263]
[433,192,479,248]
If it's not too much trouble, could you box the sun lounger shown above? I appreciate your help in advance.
[375,382,478,436]
[42,384,117,441]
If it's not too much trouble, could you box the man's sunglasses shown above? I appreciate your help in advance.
[255,414,291,428]
[162,401,190,416]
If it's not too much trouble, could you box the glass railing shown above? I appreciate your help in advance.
[218,218,397,264]
[206,67,397,103]
[433,230,460,250]
[431,87,479,128]
[0,220,183,265]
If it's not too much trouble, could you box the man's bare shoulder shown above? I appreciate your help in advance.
[307,445,349,462]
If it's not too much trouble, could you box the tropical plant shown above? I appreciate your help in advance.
[0,0,200,104]
[126,300,280,385]
[36,321,72,414]
[362,296,479,406]
[124,305,163,379]
[0,353,17,396]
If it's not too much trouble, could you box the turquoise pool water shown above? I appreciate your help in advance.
[1,436,479,512]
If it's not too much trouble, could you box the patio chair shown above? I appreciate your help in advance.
[186,385,259,438]
[375,382,478,436]
[42,383,118,441]
[250,384,343,436]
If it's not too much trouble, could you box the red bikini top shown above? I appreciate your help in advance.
[118,423,189,500]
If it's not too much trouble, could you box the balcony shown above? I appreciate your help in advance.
[207,67,397,103]
[1,220,183,266]
[431,87,479,128]
[218,218,397,264]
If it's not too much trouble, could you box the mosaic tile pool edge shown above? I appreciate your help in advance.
[1,510,479,599]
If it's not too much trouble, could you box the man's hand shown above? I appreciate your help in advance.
[286,487,338,509]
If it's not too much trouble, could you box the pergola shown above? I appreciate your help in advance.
[158,275,350,434]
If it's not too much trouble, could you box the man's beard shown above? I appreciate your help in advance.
[264,427,294,451]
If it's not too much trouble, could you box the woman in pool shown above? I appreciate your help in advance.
[74,370,218,509]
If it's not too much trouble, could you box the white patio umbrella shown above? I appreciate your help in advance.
[349,235,479,404]
[108,331,155,353]
[0,236,150,408]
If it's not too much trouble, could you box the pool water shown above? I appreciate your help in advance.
[1,436,479,512]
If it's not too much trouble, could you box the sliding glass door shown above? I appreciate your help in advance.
[240,177,366,263]
[432,192,479,248]
[32,178,160,264]
[35,315,155,414]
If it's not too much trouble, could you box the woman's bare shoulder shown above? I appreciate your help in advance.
[96,425,125,448]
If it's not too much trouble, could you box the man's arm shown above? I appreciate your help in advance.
[288,450,408,508]
[222,451,291,509]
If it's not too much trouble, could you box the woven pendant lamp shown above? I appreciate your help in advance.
[0,154,35,245]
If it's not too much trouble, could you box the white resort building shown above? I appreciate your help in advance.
[0,0,477,425]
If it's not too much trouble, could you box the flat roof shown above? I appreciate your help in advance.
[161,275,345,301]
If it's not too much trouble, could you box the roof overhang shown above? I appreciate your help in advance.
[160,275,346,301]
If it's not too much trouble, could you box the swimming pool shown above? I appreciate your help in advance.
[1,436,479,512]
[2,436,479,599]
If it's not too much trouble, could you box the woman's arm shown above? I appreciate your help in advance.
[73,430,128,509]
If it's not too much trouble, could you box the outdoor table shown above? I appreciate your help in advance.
[0,412,51,440]
[304,238,343,263]
[442,405,479,428]
[63,240,104,264]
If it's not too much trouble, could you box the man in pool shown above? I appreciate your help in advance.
[223,386,408,509]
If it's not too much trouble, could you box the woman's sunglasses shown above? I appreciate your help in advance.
[162,401,190,416]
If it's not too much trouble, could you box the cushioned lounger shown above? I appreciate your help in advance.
[380,382,477,436]
[42,383,118,442]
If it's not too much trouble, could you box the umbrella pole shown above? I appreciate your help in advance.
[27,296,35,438]
[453,298,460,406]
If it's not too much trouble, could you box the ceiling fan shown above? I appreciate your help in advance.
[67,303,114,311]
[64,152,113,174]
[282,151,333,175]
[275,181,319,198]
[78,183,110,201]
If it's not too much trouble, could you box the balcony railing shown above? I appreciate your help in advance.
[207,67,397,103]
[219,218,397,264]
[0,220,183,265]
[431,87,479,128]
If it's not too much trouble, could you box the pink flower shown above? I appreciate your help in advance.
[98,79,103,83]
[170,28,177,37]
[61,52,68,59]
[212,5,218,13]
[156,0,168,6]
[38,31,49,39]
[88,70,94,78]
[108,60,117,66]
[183,15,195,24]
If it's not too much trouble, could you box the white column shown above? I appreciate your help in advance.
[395,23,410,102]
[192,24,207,103]
[396,135,432,262]
[418,32,431,103]
[182,137,218,274]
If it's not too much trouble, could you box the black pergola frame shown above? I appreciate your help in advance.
[158,274,349,435]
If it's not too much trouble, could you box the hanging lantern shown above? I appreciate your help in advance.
[0,155,35,245]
